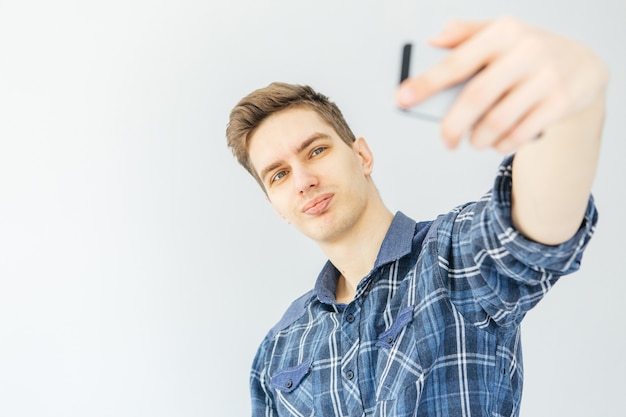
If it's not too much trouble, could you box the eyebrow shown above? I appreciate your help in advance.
[259,132,331,182]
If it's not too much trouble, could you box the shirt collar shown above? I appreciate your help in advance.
[314,211,416,305]
[372,211,416,269]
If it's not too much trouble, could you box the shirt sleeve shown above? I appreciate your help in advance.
[436,154,598,329]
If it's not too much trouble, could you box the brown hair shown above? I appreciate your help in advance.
[226,82,356,188]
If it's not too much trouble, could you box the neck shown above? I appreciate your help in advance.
[319,196,394,303]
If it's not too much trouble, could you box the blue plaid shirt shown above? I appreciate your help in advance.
[250,157,597,417]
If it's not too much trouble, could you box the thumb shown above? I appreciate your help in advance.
[429,19,489,48]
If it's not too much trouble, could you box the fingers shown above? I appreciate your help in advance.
[492,96,565,154]
[397,16,607,153]
[396,42,489,109]
[470,66,562,152]
[428,19,489,48]
[397,18,511,109]
[440,45,534,148]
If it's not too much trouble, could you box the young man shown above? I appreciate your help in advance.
[226,17,608,417]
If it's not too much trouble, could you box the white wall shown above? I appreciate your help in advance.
[0,0,624,416]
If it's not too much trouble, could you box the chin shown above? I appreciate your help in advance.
[300,216,349,244]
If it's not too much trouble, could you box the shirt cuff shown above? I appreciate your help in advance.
[488,155,599,275]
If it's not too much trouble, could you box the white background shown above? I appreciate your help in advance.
[0,0,624,416]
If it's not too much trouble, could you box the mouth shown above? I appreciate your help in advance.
[302,194,334,216]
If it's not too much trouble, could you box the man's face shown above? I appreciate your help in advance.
[248,107,374,244]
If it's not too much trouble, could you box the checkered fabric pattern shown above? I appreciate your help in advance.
[250,156,597,417]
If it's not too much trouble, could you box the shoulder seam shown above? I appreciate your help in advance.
[267,290,316,340]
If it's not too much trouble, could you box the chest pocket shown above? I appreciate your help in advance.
[270,359,312,392]
[376,306,414,349]
[270,359,314,416]
[375,305,428,403]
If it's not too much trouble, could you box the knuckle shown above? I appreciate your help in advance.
[494,15,523,38]
[550,92,571,114]
[440,55,466,80]
[482,112,510,134]
[508,123,536,145]
[494,139,513,154]
[537,67,571,106]
[463,81,493,104]
[541,64,562,85]
[507,130,526,145]
[519,36,544,56]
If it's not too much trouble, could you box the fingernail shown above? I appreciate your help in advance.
[397,86,416,106]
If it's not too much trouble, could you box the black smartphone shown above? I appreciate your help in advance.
[398,42,469,121]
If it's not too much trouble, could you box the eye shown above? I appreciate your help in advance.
[271,170,288,184]
[311,147,326,157]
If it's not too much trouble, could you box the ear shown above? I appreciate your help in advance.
[352,137,374,175]
[266,194,291,224]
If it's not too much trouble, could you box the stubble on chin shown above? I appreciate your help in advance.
[300,209,360,245]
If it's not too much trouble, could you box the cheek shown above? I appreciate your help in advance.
[268,193,292,220]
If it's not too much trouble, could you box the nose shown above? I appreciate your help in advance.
[293,166,318,194]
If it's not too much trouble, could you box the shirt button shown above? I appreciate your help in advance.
[345,370,354,380]
[346,314,355,323]
[285,380,293,389]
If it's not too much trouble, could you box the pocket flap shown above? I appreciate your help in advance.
[376,306,414,348]
[270,359,313,393]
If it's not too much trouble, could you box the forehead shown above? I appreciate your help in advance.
[247,107,336,168]
[251,106,330,145]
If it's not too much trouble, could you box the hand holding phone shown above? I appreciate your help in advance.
[398,43,470,121]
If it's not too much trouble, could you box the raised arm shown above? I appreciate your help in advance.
[396,17,609,245]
